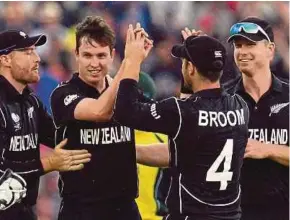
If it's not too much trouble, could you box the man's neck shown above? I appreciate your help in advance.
[1,72,26,94]
[242,70,272,102]
[79,75,106,93]
[192,81,220,93]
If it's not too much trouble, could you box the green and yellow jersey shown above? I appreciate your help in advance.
[135,130,168,220]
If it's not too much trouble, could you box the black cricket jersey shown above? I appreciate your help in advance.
[50,73,138,205]
[226,74,289,208]
[0,75,55,206]
[115,79,249,219]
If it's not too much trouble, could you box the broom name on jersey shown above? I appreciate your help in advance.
[198,109,245,127]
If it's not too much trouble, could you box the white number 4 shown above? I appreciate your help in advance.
[206,139,234,191]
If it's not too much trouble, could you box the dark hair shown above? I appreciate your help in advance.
[184,59,222,82]
[196,60,223,82]
[75,16,116,54]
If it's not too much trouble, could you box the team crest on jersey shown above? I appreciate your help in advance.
[64,94,79,106]
[11,113,21,131]
[19,31,27,38]
[269,102,289,116]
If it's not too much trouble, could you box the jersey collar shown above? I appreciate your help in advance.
[194,88,227,98]
[233,74,283,94]
[71,73,109,96]
[0,75,31,98]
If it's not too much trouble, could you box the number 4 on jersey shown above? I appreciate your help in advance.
[206,139,233,190]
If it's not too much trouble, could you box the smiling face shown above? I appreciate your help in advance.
[75,37,115,86]
[233,38,275,77]
[6,46,41,84]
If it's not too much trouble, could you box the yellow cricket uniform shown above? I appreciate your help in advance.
[135,130,168,220]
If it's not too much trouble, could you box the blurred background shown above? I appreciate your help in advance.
[0,1,288,219]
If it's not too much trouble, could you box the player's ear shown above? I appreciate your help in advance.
[75,49,79,62]
[0,55,12,68]
[188,62,195,77]
[267,41,275,61]
[110,48,115,60]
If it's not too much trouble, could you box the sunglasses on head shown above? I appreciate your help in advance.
[229,22,271,42]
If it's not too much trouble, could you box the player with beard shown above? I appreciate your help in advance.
[0,30,91,220]
[115,26,249,220]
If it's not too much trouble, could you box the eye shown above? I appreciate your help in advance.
[83,53,92,58]
[234,43,242,48]
[98,54,107,59]
[247,43,256,47]
[26,50,33,55]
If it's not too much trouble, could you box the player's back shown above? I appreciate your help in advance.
[166,89,249,220]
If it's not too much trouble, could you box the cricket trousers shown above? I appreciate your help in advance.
[58,198,142,220]
[0,203,36,220]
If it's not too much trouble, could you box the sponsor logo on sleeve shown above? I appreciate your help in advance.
[64,94,79,106]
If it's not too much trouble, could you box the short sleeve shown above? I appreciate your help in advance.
[50,84,85,127]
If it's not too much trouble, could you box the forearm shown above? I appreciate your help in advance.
[74,61,126,122]
[1,158,44,177]
[136,143,169,167]
[267,144,289,166]
[97,61,126,118]
[121,59,141,82]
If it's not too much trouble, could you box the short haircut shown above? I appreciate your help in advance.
[75,16,116,54]
[195,61,223,82]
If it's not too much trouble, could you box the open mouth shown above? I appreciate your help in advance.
[239,59,252,63]
[88,70,102,74]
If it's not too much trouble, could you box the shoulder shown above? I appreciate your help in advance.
[272,76,289,102]
[278,77,289,93]
[0,87,7,102]
[222,75,242,95]
[51,79,75,95]
[50,79,80,102]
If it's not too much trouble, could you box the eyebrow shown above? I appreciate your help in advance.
[13,48,34,52]
[82,52,108,56]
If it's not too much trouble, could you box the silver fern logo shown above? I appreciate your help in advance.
[269,102,289,116]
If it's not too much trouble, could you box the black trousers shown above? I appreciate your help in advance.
[163,213,241,220]
[241,205,289,220]
[0,203,36,220]
[58,199,142,220]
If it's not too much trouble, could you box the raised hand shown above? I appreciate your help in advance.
[124,23,153,64]
[181,27,206,41]
[133,23,153,59]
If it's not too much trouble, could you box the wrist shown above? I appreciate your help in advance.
[265,144,275,158]
[124,58,142,66]
[41,157,54,173]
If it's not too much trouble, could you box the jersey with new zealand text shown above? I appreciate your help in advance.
[225,75,289,207]
[0,75,55,206]
[50,73,138,204]
[115,79,249,219]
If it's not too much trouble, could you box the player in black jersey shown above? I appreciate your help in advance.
[50,17,152,220]
[115,25,249,220]
[226,17,289,220]
[0,30,91,219]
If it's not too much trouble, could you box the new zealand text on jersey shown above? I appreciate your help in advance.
[249,129,288,144]
[9,133,38,152]
[80,126,132,145]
